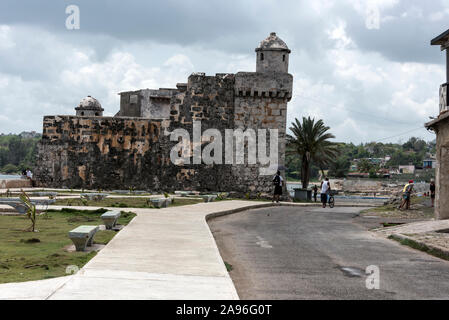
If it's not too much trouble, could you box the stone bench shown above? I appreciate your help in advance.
[112,190,147,195]
[0,199,28,214]
[150,198,171,208]
[111,190,130,195]
[101,211,121,229]
[175,191,200,197]
[201,195,218,203]
[0,198,56,214]
[80,193,109,201]
[68,225,99,252]
[174,191,190,197]
[132,191,147,195]
[31,192,58,198]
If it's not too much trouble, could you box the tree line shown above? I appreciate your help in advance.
[0,135,40,174]
[286,117,435,186]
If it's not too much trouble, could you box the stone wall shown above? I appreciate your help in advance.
[35,116,171,190]
[36,72,292,195]
[36,74,241,192]
[434,117,449,219]
[233,72,292,194]
[0,179,32,189]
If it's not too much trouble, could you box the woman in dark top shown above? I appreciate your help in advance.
[272,171,283,203]
[430,179,436,208]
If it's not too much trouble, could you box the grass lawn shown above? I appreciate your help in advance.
[0,208,136,284]
[53,197,203,208]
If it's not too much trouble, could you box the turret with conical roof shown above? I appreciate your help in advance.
[255,32,291,73]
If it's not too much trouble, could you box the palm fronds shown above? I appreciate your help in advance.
[20,190,37,232]
[286,117,339,188]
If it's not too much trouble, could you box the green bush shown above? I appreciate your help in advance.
[2,164,18,174]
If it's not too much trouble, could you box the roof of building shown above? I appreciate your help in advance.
[255,32,291,53]
[75,96,104,111]
[431,29,449,46]
[425,110,449,128]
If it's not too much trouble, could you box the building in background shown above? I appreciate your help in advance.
[423,156,437,169]
[426,29,449,220]
[35,33,293,195]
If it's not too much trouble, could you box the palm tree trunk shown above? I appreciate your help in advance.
[301,155,310,189]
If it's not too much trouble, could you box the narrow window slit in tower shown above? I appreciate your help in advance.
[261,53,264,61]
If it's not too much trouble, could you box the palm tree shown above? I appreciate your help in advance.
[287,117,339,189]
[20,190,37,232]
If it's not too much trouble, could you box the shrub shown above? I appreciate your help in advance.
[2,164,18,174]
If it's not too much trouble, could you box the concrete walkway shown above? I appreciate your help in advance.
[0,200,276,300]
[374,219,449,237]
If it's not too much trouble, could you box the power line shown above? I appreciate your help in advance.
[295,94,425,126]
[375,126,429,142]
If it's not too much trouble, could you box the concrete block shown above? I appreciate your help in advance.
[101,211,121,230]
[68,225,99,252]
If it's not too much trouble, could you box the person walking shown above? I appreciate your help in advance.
[312,185,318,203]
[320,178,331,208]
[272,171,283,203]
[430,179,436,208]
[26,169,35,187]
[399,180,414,210]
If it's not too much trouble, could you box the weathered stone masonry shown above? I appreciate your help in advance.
[427,29,449,219]
[35,33,293,194]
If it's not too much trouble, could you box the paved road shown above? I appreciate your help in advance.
[209,206,449,300]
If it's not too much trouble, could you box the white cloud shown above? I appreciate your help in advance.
[0,25,15,49]
[0,1,444,145]
[347,0,400,29]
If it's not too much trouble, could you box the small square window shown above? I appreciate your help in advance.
[129,94,138,104]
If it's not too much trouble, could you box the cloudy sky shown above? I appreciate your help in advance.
[0,0,447,143]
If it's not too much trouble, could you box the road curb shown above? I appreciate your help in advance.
[205,202,279,221]
[205,202,376,222]
[389,233,449,261]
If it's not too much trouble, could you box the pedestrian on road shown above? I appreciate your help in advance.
[312,185,318,202]
[430,179,436,208]
[320,178,331,208]
[399,180,414,210]
[26,168,35,187]
[272,170,283,203]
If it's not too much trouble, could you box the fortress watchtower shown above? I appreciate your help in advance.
[255,32,291,73]
[75,96,104,117]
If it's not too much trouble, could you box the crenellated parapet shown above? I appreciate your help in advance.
[234,72,293,101]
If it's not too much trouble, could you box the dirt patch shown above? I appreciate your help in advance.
[63,243,105,253]
[21,238,41,244]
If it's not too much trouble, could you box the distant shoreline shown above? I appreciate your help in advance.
[0,174,21,180]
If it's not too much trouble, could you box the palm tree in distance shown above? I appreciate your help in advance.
[287,117,339,189]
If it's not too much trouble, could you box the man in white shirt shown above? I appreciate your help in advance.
[320,177,331,208]
[26,169,34,187]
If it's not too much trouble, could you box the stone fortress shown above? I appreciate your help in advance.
[35,33,293,194]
